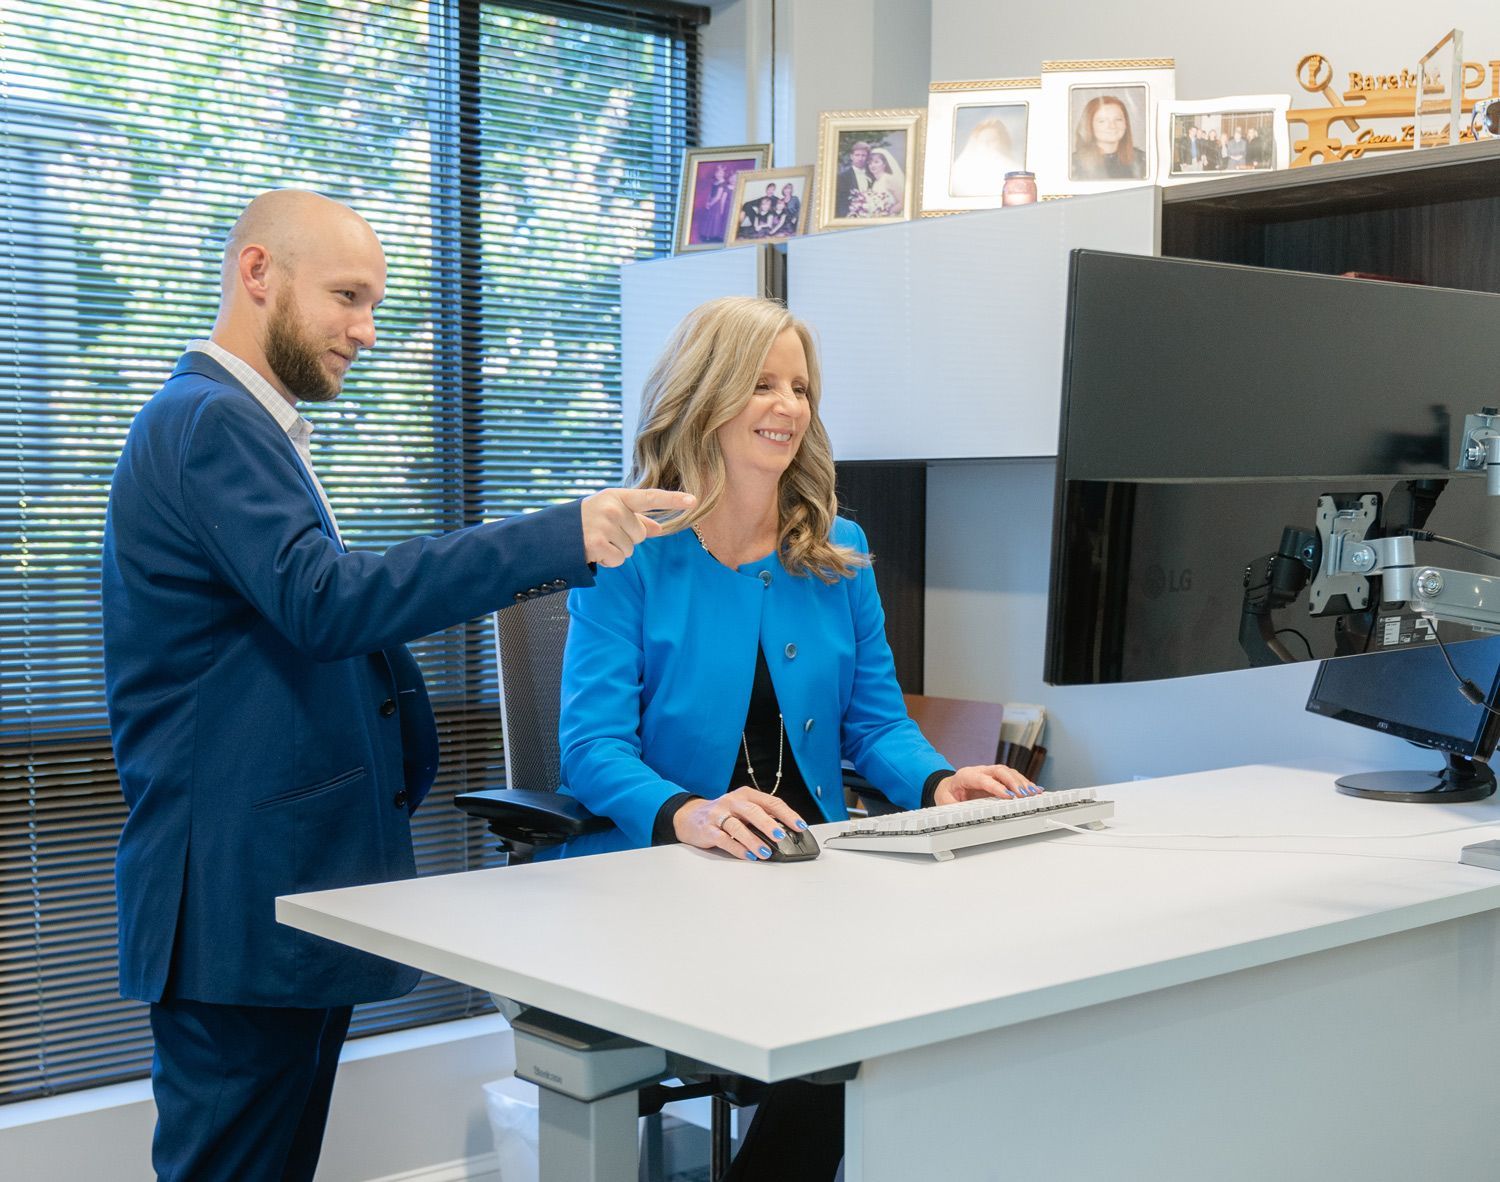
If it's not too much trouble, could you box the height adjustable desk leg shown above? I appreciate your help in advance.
[510,1006,669,1182]
[537,1088,641,1182]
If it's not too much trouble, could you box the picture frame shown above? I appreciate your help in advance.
[814,108,926,231]
[1037,58,1175,197]
[1155,95,1290,184]
[674,144,772,253]
[726,165,815,246]
[921,77,1042,214]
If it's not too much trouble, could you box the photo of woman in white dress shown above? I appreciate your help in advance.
[858,147,906,217]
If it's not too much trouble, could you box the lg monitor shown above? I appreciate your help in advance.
[1046,249,1500,686]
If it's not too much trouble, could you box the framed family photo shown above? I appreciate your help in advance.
[726,166,814,245]
[922,77,1041,214]
[1156,95,1290,184]
[1038,58,1175,197]
[814,108,925,231]
[673,144,772,253]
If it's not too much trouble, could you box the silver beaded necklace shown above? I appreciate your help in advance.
[692,524,786,796]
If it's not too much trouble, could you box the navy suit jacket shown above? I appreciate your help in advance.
[102,352,593,1007]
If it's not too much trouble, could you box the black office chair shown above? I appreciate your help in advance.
[454,594,762,1180]
[454,593,611,863]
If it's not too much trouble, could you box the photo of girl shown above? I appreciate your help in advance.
[1070,89,1148,181]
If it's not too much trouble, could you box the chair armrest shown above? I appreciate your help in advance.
[840,769,902,817]
[454,788,613,842]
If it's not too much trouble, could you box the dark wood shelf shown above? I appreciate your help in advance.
[1162,139,1500,292]
[1163,137,1500,220]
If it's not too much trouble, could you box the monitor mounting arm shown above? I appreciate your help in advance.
[1307,412,1500,633]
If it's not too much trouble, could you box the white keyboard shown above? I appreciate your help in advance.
[827,789,1113,862]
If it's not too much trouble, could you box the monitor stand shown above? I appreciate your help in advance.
[1336,752,1497,803]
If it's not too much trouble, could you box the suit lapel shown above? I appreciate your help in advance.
[170,352,346,551]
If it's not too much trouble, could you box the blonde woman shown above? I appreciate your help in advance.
[557,295,1037,1180]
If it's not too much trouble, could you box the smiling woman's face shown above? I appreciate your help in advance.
[1091,101,1127,151]
[716,328,811,489]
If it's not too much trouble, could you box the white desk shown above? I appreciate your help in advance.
[278,765,1500,1179]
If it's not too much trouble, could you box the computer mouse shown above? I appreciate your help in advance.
[765,826,820,862]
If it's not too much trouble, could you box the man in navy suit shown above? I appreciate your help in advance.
[101,189,692,1182]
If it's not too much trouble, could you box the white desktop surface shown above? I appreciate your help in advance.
[277,762,1500,1085]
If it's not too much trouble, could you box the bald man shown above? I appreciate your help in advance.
[101,190,692,1182]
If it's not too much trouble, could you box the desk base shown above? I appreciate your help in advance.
[846,910,1500,1180]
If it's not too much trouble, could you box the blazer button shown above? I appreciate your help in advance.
[814,784,822,797]
[394,789,408,808]
[804,718,814,732]
[784,643,797,659]
[379,698,396,717]
[759,570,772,587]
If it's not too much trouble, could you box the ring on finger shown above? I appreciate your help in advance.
[716,813,734,830]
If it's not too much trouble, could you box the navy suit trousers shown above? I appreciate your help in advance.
[149,999,353,1182]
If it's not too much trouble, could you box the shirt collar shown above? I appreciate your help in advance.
[185,339,309,441]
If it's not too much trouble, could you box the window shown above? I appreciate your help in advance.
[0,0,700,1103]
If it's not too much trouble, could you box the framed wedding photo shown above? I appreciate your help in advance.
[814,108,925,231]
[922,77,1041,214]
[726,166,815,246]
[1038,58,1175,197]
[1156,95,1290,184]
[674,144,772,253]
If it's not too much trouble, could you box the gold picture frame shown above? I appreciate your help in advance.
[1037,58,1175,197]
[726,165,815,245]
[922,78,1041,214]
[814,108,925,231]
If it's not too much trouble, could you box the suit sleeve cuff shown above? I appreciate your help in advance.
[921,769,954,809]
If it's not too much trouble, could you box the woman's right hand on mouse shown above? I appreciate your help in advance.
[674,786,809,861]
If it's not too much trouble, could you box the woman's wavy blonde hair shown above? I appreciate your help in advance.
[629,296,865,582]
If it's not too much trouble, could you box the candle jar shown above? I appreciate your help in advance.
[1001,171,1038,206]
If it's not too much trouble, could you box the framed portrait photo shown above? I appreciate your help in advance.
[726,166,815,246]
[1038,58,1175,197]
[674,144,772,253]
[922,77,1041,214]
[1156,95,1290,185]
[814,108,925,231]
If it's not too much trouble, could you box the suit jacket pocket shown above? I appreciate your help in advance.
[251,766,368,811]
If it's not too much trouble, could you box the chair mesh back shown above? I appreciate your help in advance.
[494,595,571,793]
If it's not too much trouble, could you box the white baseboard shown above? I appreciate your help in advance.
[362,1153,500,1182]
[1,1016,514,1182]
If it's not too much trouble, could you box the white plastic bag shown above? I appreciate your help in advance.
[483,1076,540,1182]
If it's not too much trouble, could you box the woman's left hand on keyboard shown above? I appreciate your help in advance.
[933,765,1041,805]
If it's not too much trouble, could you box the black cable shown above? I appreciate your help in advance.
[1402,529,1500,564]
[1273,628,1314,660]
[1429,628,1500,717]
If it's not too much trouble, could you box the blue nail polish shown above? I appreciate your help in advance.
[795,820,809,829]
[773,828,787,840]
[746,851,758,861]
[759,846,773,858]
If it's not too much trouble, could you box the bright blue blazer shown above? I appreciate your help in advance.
[102,352,592,1007]
[558,518,946,849]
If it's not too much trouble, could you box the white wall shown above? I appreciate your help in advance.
[930,0,1500,97]
[701,0,931,168]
